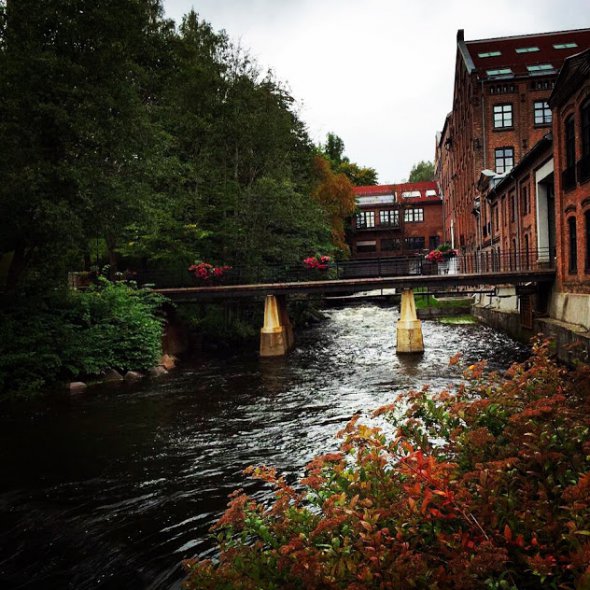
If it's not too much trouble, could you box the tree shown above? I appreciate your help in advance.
[311,156,356,254]
[408,160,435,182]
[319,133,378,186]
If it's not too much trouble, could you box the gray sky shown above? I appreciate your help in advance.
[161,0,588,184]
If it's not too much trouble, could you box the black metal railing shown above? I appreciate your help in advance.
[130,249,555,289]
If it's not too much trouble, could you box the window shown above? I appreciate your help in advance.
[404,208,424,223]
[429,235,440,250]
[510,194,516,222]
[405,237,425,250]
[554,42,577,49]
[521,185,530,216]
[478,50,501,58]
[356,211,375,228]
[534,101,552,125]
[401,190,421,198]
[379,210,399,227]
[527,64,555,73]
[493,204,499,231]
[516,46,539,53]
[487,68,513,77]
[563,115,577,190]
[568,217,577,273]
[581,100,590,183]
[586,211,590,272]
[356,240,376,253]
[493,103,513,128]
[582,100,590,157]
[381,238,401,252]
[425,189,438,197]
[495,147,514,174]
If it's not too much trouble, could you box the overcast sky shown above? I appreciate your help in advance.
[161,0,588,184]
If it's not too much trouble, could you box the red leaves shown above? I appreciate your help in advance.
[185,340,590,589]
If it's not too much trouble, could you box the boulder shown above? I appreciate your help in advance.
[159,353,176,370]
[124,371,144,382]
[148,365,168,378]
[102,368,124,382]
[68,381,87,394]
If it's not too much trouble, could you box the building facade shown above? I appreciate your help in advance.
[350,181,442,259]
[549,48,590,298]
[437,28,590,254]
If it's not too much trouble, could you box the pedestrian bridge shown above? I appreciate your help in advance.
[148,251,555,357]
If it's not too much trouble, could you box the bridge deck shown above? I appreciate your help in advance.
[156,269,555,301]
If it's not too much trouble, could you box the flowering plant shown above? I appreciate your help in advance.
[426,244,457,263]
[188,262,232,281]
[303,255,331,270]
[425,249,444,263]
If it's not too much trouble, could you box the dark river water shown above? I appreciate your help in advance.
[0,304,527,589]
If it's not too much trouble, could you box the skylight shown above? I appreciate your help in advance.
[527,64,555,72]
[486,68,513,77]
[515,46,540,53]
[553,42,578,49]
[478,51,502,58]
[401,191,422,198]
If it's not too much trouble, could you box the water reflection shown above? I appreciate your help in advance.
[0,304,527,589]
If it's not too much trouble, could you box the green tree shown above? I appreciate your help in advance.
[408,160,435,182]
[319,132,377,186]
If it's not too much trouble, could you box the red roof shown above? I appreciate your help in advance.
[354,181,440,203]
[465,28,590,79]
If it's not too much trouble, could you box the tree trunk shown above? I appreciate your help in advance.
[6,245,28,290]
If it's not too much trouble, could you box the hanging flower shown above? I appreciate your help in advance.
[425,249,444,264]
[189,262,232,281]
[303,255,331,270]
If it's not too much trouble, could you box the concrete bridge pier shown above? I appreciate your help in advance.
[260,295,294,357]
[396,289,424,354]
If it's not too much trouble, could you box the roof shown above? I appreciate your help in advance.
[354,181,441,203]
[486,134,553,200]
[549,47,590,108]
[460,28,590,80]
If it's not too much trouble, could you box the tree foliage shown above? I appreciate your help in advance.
[311,156,357,254]
[0,2,337,289]
[183,340,590,589]
[408,160,435,182]
[320,133,378,187]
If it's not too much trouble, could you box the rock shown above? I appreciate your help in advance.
[68,381,87,394]
[124,371,144,382]
[102,368,124,382]
[159,353,176,370]
[148,366,168,378]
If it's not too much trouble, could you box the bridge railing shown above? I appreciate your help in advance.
[132,248,555,288]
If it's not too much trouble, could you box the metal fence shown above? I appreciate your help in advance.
[131,249,555,289]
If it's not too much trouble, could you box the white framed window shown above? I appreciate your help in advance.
[533,101,552,125]
[404,208,424,223]
[493,103,513,128]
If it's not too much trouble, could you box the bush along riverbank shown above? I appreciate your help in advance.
[183,340,590,589]
[0,279,166,399]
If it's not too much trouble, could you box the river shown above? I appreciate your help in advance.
[0,304,527,589]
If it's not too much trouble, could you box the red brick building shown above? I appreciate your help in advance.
[350,181,442,259]
[437,28,590,254]
[478,133,554,265]
[549,48,590,294]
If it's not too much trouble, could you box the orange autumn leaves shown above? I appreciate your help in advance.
[311,155,356,254]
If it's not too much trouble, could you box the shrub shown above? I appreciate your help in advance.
[0,281,165,398]
[183,340,590,589]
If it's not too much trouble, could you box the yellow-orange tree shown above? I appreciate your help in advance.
[311,155,357,255]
